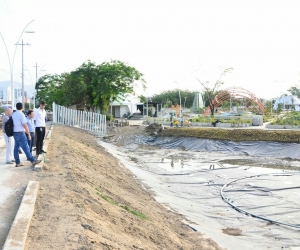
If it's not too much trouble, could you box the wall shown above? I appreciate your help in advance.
[120,106,129,117]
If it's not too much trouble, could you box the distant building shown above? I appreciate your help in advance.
[273,95,300,111]
[0,86,11,103]
[110,95,143,118]
[0,81,35,104]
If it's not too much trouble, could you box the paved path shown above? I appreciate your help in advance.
[0,133,38,249]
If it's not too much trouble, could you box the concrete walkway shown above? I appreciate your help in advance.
[0,133,39,249]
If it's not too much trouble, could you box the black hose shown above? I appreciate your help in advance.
[221,172,300,229]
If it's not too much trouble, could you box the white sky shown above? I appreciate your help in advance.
[0,0,300,99]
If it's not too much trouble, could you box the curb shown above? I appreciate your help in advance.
[33,124,54,172]
[2,181,39,250]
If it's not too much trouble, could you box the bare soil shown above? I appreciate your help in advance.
[25,126,220,250]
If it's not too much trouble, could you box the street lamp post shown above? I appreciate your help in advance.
[0,20,35,108]
[184,97,187,111]
[11,20,35,108]
[174,81,182,115]
[15,39,31,105]
[34,63,46,106]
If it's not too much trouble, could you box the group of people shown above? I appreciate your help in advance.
[2,101,47,167]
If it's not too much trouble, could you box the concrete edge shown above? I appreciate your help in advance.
[33,125,54,172]
[2,181,39,250]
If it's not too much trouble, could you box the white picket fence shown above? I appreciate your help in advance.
[52,102,106,136]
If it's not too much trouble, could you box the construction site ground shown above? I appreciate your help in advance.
[2,121,300,249]
[101,124,300,250]
[24,125,220,250]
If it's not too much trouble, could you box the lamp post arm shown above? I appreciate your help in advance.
[37,64,46,79]
[11,19,35,107]
[23,64,34,85]
[12,19,35,68]
[0,32,12,75]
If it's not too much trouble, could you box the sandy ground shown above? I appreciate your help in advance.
[25,126,220,250]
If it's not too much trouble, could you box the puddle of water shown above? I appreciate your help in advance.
[219,158,300,171]
[153,158,222,172]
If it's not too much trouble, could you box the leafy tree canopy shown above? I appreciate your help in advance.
[35,73,68,108]
[138,95,147,103]
[35,60,145,111]
[288,86,300,98]
[151,89,196,108]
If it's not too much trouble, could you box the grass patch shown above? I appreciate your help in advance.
[96,187,117,205]
[96,192,118,205]
[95,188,148,220]
[121,205,148,220]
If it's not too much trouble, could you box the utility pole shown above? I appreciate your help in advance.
[34,63,46,107]
[34,62,39,84]
[15,39,30,105]
[174,81,182,115]
[34,62,39,108]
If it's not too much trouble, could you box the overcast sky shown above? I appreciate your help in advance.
[0,0,299,99]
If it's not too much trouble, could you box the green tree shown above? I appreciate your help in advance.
[138,95,147,103]
[288,86,300,98]
[276,103,283,118]
[151,89,196,108]
[71,60,145,111]
[196,67,233,117]
[35,74,67,110]
[265,100,273,113]
[35,60,146,112]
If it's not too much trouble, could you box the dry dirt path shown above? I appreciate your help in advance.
[25,126,220,250]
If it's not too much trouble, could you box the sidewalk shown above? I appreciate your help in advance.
[0,132,39,249]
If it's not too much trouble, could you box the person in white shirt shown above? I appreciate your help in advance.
[34,101,47,156]
[12,102,41,167]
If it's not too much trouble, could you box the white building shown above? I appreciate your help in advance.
[110,95,143,118]
[273,95,300,111]
[0,81,36,104]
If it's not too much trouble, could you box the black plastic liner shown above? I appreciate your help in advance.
[136,136,300,159]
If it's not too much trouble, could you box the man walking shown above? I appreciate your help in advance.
[12,102,41,167]
[2,108,15,164]
[26,110,35,157]
[34,101,47,156]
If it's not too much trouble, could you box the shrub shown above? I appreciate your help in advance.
[106,114,114,121]
[279,119,284,125]
[199,116,206,122]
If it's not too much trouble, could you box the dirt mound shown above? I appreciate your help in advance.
[25,126,220,250]
[144,123,164,135]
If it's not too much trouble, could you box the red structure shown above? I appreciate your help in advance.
[203,87,267,116]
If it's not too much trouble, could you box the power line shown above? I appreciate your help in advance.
[0,1,17,30]
[3,0,16,22]
[0,67,10,74]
